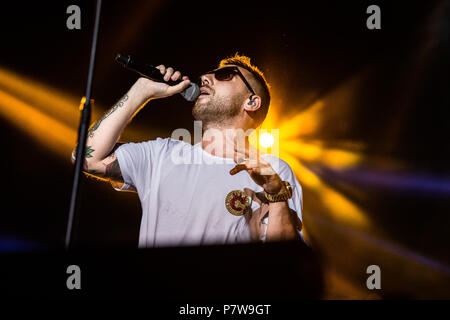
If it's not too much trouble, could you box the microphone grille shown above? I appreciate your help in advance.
[180,83,200,102]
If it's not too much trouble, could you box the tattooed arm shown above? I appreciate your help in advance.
[71,143,125,185]
[71,66,191,186]
[71,92,136,185]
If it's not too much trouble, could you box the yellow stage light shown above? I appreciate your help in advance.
[259,132,274,148]
[0,67,159,158]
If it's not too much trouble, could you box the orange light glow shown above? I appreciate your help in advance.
[0,89,76,154]
[0,67,157,158]
[255,74,373,228]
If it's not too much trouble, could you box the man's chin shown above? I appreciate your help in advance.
[192,103,208,120]
[193,99,209,112]
[194,95,210,106]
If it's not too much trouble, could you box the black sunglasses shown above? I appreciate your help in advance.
[201,66,256,96]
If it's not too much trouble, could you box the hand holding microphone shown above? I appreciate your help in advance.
[116,54,200,102]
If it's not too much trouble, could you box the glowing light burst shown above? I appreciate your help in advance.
[259,132,274,148]
[257,90,370,229]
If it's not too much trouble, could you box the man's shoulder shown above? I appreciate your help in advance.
[117,138,192,157]
[261,153,292,174]
[165,137,193,147]
[136,137,192,149]
[156,138,194,154]
[151,138,196,160]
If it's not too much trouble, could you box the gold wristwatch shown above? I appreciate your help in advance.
[264,181,293,202]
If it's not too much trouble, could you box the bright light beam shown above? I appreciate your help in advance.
[0,89,76,154]
[259,132,274,148]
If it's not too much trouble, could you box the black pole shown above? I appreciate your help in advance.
[66,0,102,250]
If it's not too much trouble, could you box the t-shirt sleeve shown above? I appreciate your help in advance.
[113,138,165,192]
[260,157,306,244]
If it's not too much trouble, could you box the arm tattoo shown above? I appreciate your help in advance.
[104,158,123,182]
[73,145,95,159]
[88,94,129,138]
[83,159,101,175]
[85,145,94,158]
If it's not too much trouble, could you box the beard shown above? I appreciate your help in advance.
[192,91,245,127]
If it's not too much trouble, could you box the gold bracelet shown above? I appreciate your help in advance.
[264,181,293,202]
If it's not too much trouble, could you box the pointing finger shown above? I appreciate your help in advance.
[229,164,247,175]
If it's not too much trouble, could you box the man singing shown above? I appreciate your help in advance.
[72,54,304,247]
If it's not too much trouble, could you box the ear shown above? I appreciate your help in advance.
[243,95,262,112]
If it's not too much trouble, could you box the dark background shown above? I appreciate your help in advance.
[0,0,449,298]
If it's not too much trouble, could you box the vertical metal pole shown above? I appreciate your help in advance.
[66,0,102,250]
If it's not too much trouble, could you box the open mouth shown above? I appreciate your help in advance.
[199,87,211,96]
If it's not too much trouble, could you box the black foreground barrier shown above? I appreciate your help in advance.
[1,240,323,299]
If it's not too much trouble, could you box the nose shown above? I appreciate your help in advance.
[200,73,213,87]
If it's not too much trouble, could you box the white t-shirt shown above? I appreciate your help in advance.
[114,138,303,247]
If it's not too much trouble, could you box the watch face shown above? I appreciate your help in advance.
[284,182,293,197]
[265,182,293,202]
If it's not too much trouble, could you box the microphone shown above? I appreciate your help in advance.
[115,53,200,102]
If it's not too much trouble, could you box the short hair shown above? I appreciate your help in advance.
[218,53,271,127]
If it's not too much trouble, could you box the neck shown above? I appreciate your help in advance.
[201,123,249,159]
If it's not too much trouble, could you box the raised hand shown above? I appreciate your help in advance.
[131,64,191,101]
[229,137,283,195]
